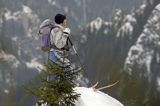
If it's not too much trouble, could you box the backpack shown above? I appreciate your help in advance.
[38,19,55,52]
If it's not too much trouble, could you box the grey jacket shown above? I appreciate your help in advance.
[50,24,69,50]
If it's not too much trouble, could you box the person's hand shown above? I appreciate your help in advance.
[63,28,71,36]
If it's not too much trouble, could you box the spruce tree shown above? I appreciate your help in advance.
[27,59,81,106]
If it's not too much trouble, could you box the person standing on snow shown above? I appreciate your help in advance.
[48,13,75,69]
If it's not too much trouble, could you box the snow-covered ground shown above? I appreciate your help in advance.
[75,87,123,106]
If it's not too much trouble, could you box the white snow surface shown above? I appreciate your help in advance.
[22,5,32,13]
[156,4,160,11]
[26,58,44,72]
[75,87,123,106]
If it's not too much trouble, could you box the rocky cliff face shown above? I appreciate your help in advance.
[125,3,160,81]
[79,0,160,81]
[124,4,160,104]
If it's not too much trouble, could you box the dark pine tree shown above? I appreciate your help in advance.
[27,59,81,106]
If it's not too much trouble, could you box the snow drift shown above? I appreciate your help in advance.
[75,87,123,106]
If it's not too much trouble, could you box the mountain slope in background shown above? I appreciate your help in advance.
[80,0,159,82]
[78,0,160,105]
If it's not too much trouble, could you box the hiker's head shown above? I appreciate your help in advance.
[54,14,67,27]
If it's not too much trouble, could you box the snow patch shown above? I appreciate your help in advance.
[136,4,146,15]
[125,40,154,77]
[4,6,40,38]
[89,17,103,33]
[26,58,44,72]
[145,54,152,77]
[104,22,112,26]
[80,34,87,43]
[156,53,160,63]
[11,36,18,41]
[140,4,146,10]
[157,77,160,91]
[76,74,89,87]
[147,14,159,26]
[124,22,133,35]
[104,29,109,34]
[6,77,10,85]
[4,89,9,94]
[137,33,145,44]
[22,5,32,13]
[113,9,123,22]
[124,44,143,74]
[0,51,20,68]
[75,87,123,106]
[117,22,133,38]
[116,14,136,38]
[4,9,20,21]
[48,0,56,6]
[18,48,21,56]
[21,5,40,38]
[151,15,158,22]
[124,15,136,23]
[156,4,160,11]
[103,22,112,34]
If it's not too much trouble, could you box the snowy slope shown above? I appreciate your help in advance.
[75,87,123,106]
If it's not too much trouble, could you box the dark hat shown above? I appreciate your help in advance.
[54,14,66,24]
